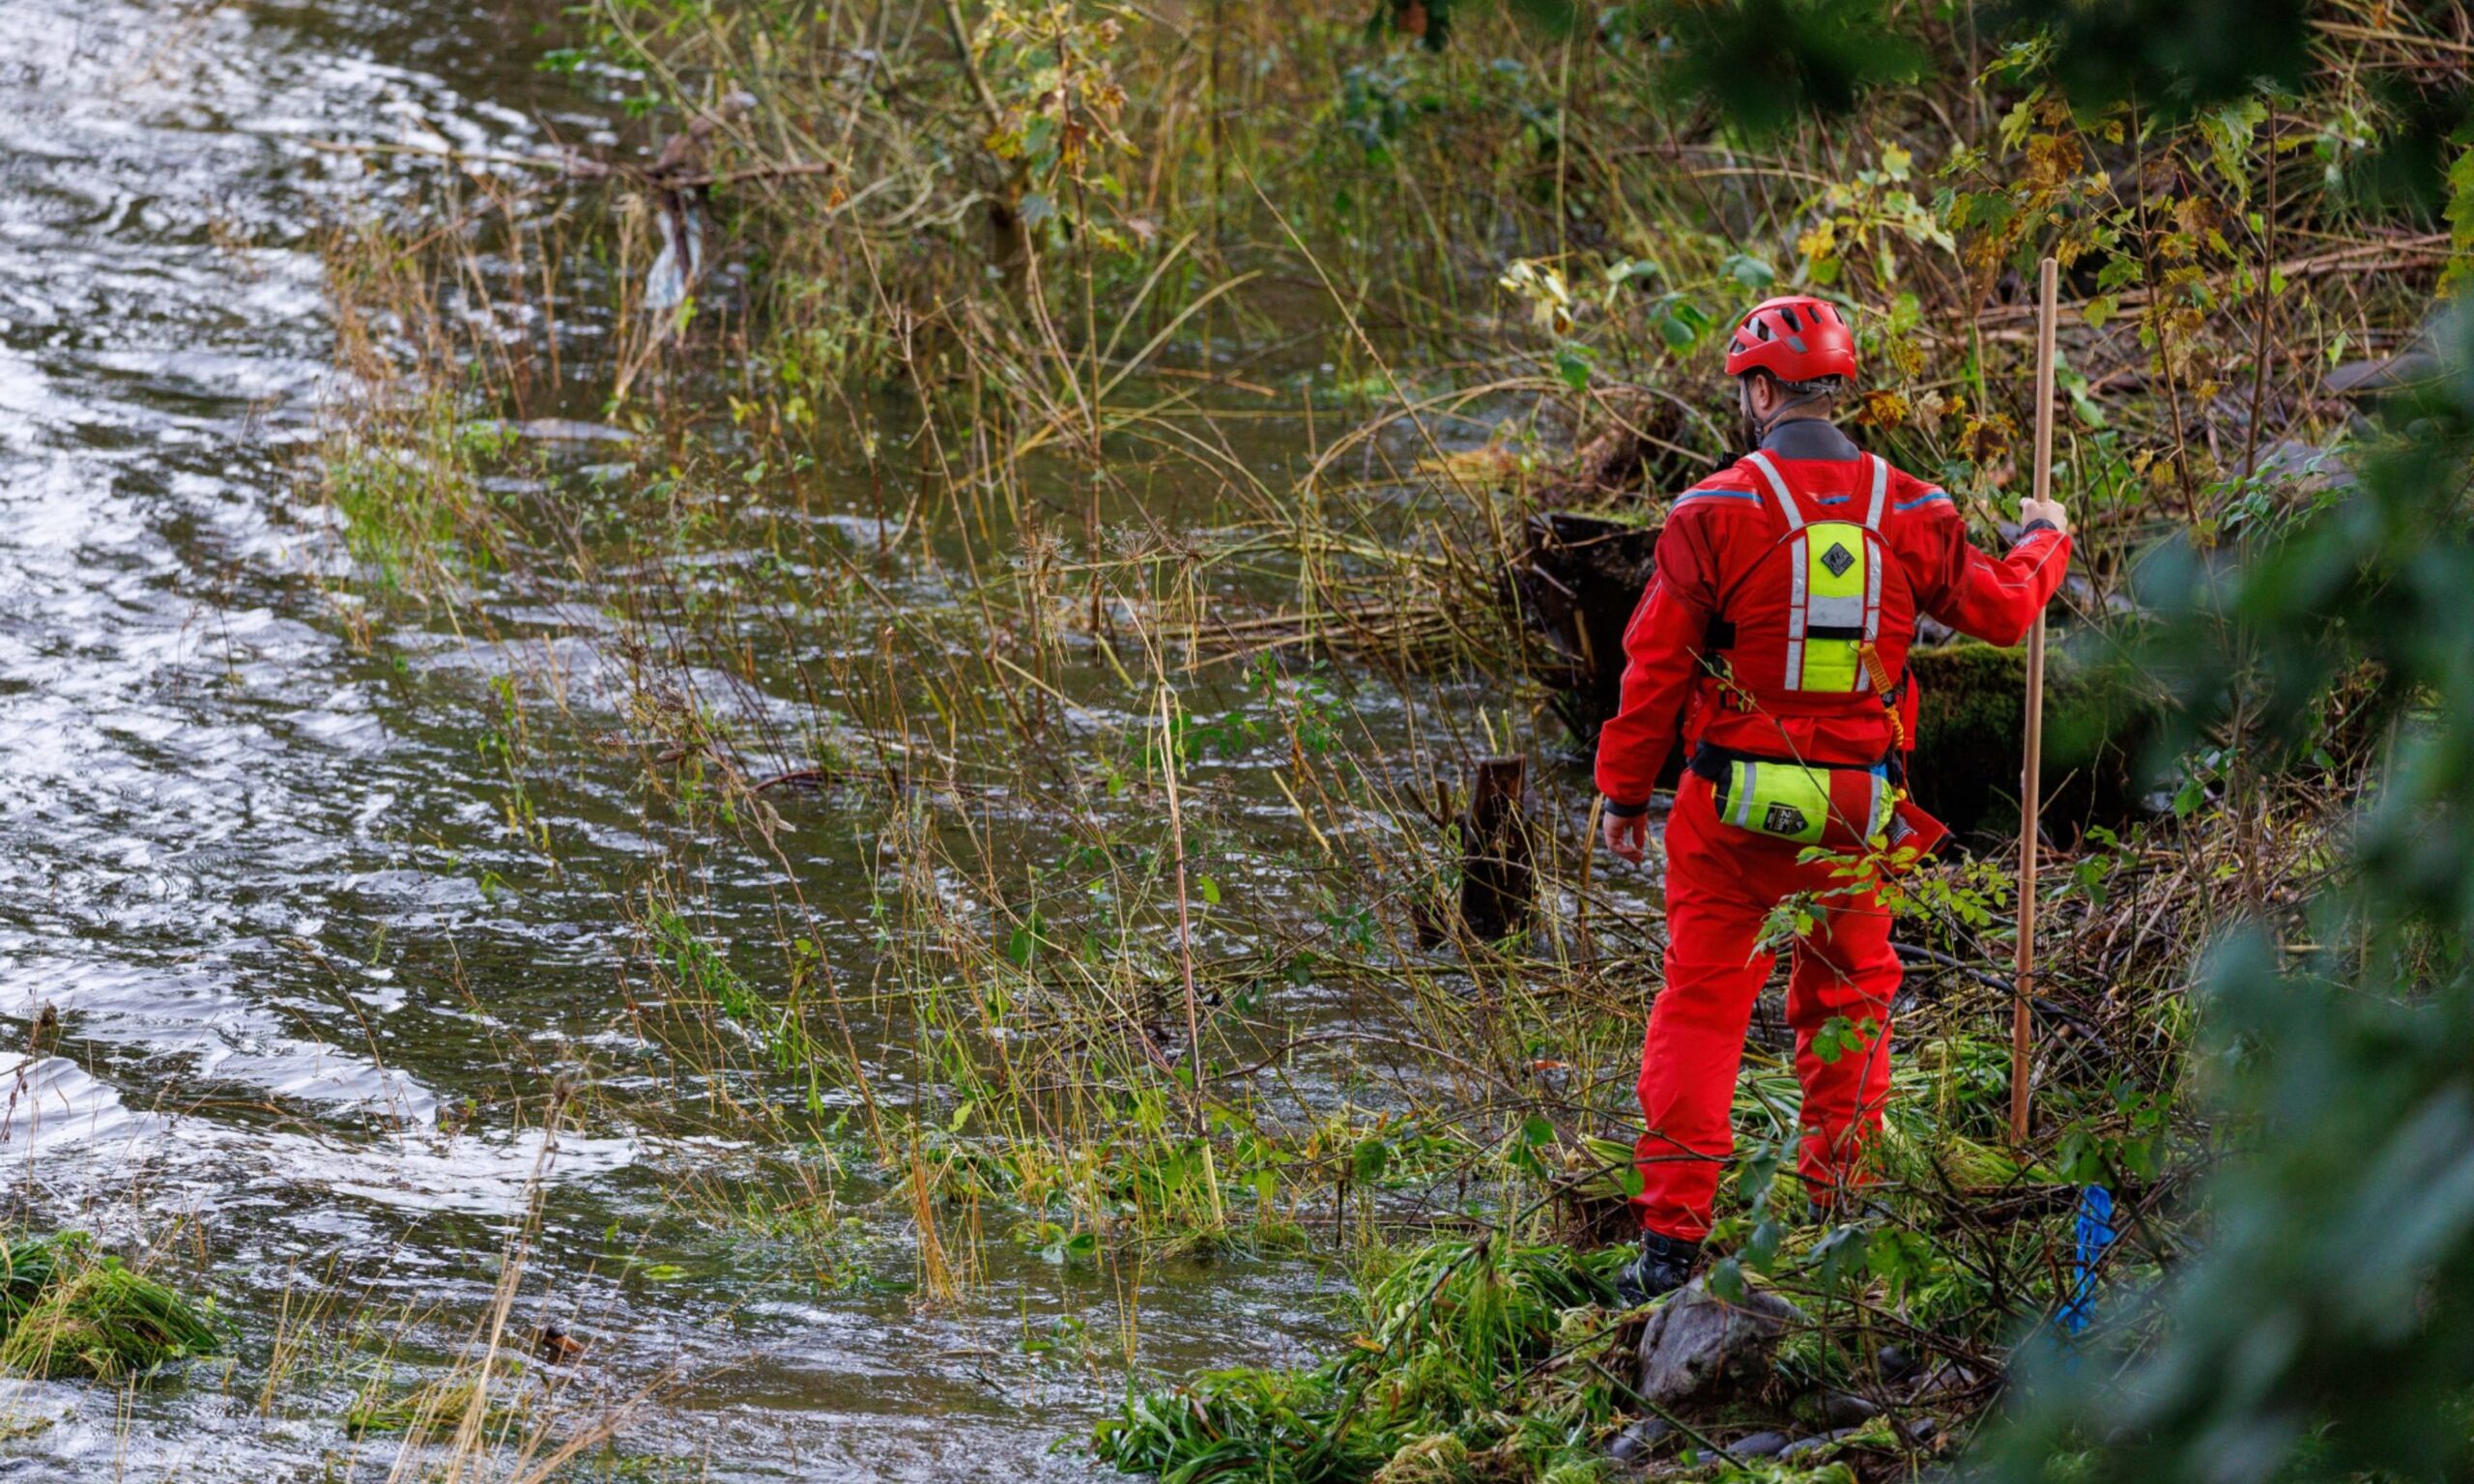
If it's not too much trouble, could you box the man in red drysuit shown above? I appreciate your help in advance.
[1597,295,2071,1303]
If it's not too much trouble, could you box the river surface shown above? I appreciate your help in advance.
[0,0,1426,1475]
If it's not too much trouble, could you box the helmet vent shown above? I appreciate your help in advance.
[1755,320,1773,341]
[1779,306,1802,331]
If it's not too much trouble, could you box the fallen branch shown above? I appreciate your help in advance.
[1967,234,2451,332]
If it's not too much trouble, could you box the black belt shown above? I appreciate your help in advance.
[1689,742,1898,785]
[1700,619,1871,648]
[1685,743,1740,784]
[1689,742,1839,779]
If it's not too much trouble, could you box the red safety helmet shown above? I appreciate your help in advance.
[1723,295,1857,385]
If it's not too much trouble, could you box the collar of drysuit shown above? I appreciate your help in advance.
[1755,416,1861,463]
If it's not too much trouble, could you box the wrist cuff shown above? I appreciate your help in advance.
[1602,797,1650,818]
[2015,519,2058,541]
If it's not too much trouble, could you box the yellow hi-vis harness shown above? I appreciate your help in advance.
[1742,450,1890,698]
[1695,452,1918,851]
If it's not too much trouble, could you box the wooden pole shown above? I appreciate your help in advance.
[2012,257,2060,1145]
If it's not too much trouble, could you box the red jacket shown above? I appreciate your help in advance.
[1595,423,2072,809]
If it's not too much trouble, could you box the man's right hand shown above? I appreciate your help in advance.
[1601,808,1650,864]
[2019,497,2069,535]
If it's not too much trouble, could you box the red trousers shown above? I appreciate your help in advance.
[1633,772,1900,1241]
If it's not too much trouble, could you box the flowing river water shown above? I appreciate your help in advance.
[0,0,1479,1475]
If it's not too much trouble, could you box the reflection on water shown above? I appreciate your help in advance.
[1,0,1356,1476]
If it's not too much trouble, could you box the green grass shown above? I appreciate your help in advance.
[0,1233,219,1381]
[343,1369,531,1440]
[1093,1237,1625,1483]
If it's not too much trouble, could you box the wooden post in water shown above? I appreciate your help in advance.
[1460,756,1534,942]
[2012,256,2060,1146]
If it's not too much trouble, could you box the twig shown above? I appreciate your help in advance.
[1582,1355,1732,1460]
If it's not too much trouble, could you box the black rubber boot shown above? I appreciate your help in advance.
[1614,1230,1701,1306]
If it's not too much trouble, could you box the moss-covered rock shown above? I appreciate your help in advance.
[1909,641,2150,839]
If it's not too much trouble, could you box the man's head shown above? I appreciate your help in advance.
[1724,296,1856,440]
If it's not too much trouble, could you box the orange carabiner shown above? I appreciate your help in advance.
[1856,642,1908,753]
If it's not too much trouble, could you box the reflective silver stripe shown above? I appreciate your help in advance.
[1808,594,1865,627]
[1865,773,1885,839]
[1864,533,1882,640]
[1787,535,1810,637]
[1732,763,1760,828]
[1786,531,1808,689]
[1862,458,1888,678]
[1743,452,1803,530]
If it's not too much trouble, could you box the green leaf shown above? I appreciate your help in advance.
[2445,147,2474,294]
[2095,255,2145,295]
[1706,1256,1747,1303]
[1722,251,1778,290]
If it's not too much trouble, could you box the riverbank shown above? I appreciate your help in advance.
[4,0,2460,1479]
[296,1,2424,1478]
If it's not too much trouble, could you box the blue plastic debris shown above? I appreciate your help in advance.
[2060,1184,2115,1337]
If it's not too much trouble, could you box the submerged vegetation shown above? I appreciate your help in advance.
[290,0,2474,1478]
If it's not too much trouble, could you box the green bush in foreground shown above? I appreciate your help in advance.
[1971,313,2474,1478]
